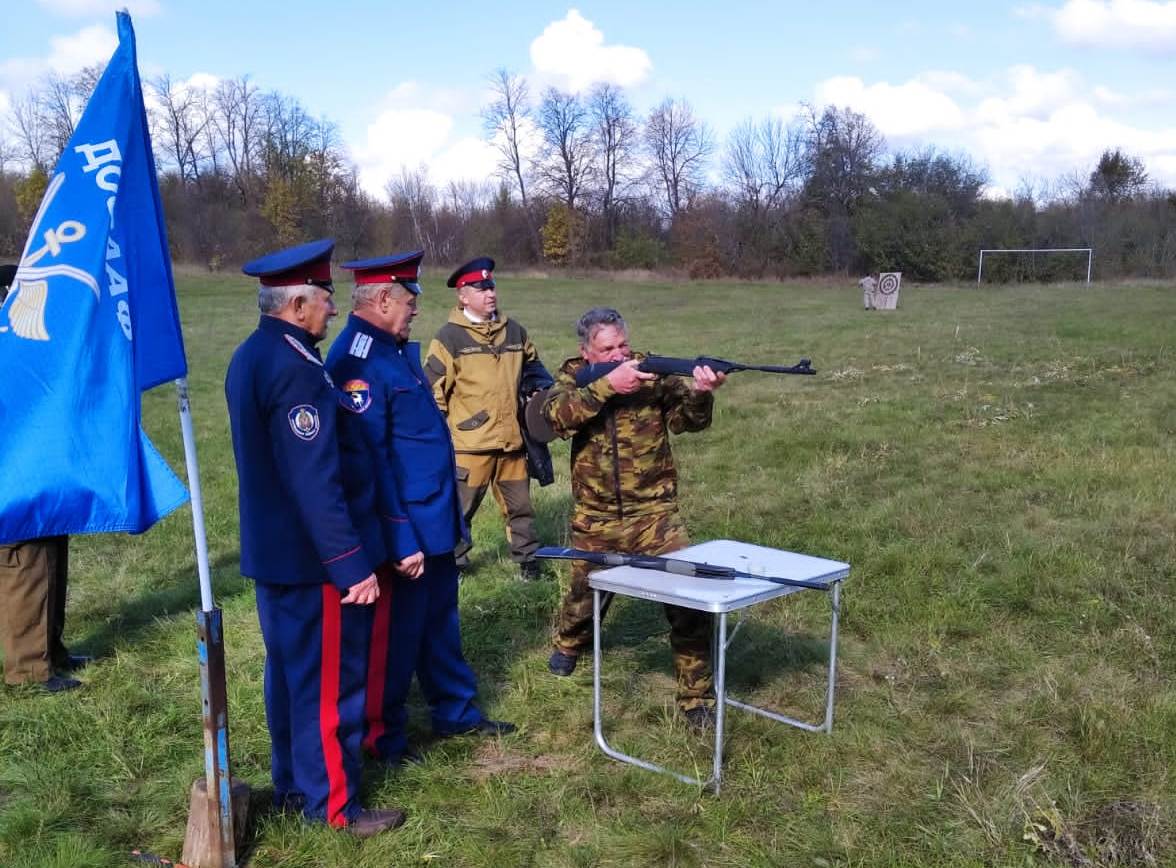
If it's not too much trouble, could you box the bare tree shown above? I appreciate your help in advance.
[801,104,884,213]
[8,95,52,173]
[723,116,805,213]
[534,87,594,210]
[644,97,713,219]
[149,74,211,184]
[212,75,265,205]
[587,83,637,247]
[446,178,492,217]
[39,74,83,164]
[386,166,438,258]
[482,68,540,258]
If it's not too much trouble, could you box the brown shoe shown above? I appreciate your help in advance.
[346,808,406,838]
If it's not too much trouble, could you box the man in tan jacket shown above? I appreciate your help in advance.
[424,258,546,580]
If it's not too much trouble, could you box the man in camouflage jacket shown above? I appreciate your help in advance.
[542,307,726,727]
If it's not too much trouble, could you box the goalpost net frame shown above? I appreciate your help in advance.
[976,248,1093,285]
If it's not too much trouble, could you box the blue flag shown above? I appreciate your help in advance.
[0,12,190,544]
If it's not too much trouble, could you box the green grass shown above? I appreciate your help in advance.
[2,273,1174,866]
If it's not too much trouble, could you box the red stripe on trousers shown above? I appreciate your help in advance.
[319,585,348,828]
[362,570,393,754]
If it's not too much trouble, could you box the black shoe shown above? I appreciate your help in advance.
[548,650,577,676]
[346,808,406,837]
[519,560,545,581]
[683,706,716,731]
[273,791,306,813]
[40,675,83,693]
[60,654,94,673]
[444,719,517,737]
[384,748,424,768]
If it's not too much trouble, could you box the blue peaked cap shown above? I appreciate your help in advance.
[448,256,495,288]
[242,238,335,288]
[342,250,424,295]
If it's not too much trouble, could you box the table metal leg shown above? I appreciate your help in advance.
[712,611,728,794]
[590,580,843,791]
[823,581,841,733]
[723,580,842,733]
[592,588,703,785]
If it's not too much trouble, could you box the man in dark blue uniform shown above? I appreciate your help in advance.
[225,238,404,837]
[325,251,515,766]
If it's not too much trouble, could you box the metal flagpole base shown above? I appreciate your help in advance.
[183,607,246,868]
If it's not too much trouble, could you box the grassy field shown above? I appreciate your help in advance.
[1,273,1174,867]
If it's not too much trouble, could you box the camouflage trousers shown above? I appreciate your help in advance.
[553,509,714,711]
[454,450,538,565]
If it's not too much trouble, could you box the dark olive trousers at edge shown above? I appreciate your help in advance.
[0,536,71,685]
[553,510,715,712]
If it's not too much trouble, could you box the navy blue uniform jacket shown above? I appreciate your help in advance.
[326,314,466,561]
[225,316,385,588]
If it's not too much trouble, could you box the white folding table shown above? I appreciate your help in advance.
[588,539,849,794]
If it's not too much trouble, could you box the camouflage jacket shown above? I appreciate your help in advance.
[543,354,714,520]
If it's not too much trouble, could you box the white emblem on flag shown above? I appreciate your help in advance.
[6,280,50,341]
[1,172,100,341]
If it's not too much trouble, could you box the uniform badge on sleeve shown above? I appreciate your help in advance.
[342,379,372,414]
[288,404,321,440]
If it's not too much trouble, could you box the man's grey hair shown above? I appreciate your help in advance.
[352,280,408,308]
[258,283,316,315]
[577,307,627,347]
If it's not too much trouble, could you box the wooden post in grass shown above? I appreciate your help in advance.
[177,379,248,868]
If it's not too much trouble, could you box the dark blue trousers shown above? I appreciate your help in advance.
[255,582,372,827]
[363,553,482,760]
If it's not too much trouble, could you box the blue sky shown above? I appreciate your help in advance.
[3,0,1175,198]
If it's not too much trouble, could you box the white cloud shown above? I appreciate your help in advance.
[47,24,117,74]
[808,64,1176,192]
[352,100,502,198]
[1051,0,1176,53]
[184,72,220,93]
[36,0,160,17]
[529,9,652,92]
[814,76,966,136]
[0,24,117,102]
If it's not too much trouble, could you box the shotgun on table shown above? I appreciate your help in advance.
[535,546,831,591]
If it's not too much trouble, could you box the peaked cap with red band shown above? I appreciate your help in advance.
[341,250,424,295]
[447,256,496,289]
[242,238,335,290]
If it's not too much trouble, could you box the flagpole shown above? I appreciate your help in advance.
[177,377,239,868]
[178,378,214,612]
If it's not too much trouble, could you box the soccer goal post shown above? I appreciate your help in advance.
[976,248,1093,285]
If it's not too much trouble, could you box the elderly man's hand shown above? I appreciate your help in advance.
[691,365,727,392]
[341,573,380,605]
[395,551,426,580]
[605,359,656,394]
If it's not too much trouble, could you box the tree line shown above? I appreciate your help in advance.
[2,64,1174,281]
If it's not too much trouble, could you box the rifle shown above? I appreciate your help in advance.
[535,546,831,591]
[574,354,815,388]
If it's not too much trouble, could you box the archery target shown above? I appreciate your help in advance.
[875,272,901,309]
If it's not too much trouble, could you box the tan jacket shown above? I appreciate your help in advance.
[424,307,539,453]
